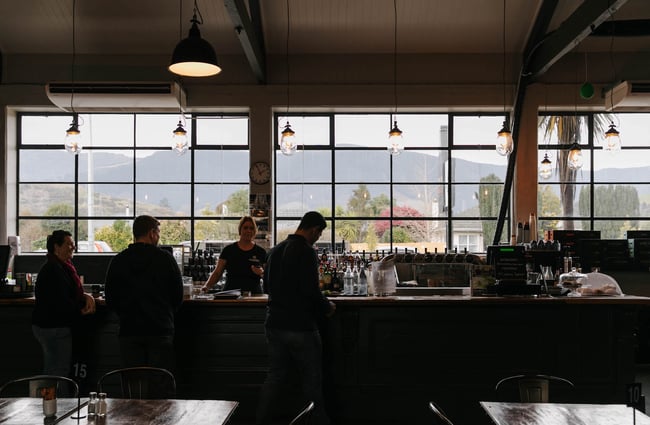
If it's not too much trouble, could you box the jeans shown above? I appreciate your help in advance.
[32,325,72,377]
[118,335,175,371]
[256,328,331,425]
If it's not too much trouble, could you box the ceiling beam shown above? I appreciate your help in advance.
[224,0,267,84]
[524,0,630,81]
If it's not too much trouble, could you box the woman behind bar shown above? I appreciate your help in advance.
[202,216,267,294]
[31,230,96,377]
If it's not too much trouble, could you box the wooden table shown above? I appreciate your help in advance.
[0,398,238,425]
[480,401,650,425]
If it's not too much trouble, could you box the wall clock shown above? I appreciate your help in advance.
[249,161,271,184]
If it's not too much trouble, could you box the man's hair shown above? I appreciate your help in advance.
[238,216,258,234]
[46,230,72,254]
[133,215,160,238]
[298,211,327,231]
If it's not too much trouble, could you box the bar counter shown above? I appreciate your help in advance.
[1,294,649,425]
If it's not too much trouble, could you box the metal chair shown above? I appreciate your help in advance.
[0,375,79,398]
[97,366,176,399]
[495,374,575,403]
[428,401,455,425]
[289,401,314,425]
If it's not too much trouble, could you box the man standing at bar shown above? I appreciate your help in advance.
[256,211,336,425]
[105,215,183,371]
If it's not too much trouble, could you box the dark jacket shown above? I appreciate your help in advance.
[32,257,85,328]
[264,234,331,331]
[105,243,183,337]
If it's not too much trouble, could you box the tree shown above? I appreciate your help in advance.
[538,185,561,234]
[375,205,426,241]
[579,184,640,238]
[160,220,191,245]
[95,220,132,252]
[477,173,503,245]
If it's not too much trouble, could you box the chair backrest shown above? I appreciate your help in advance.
[0,375,79,398]
[289,401,314,425]
[428,401,455,425]
[495,374,575,403]
[97,367,176,399]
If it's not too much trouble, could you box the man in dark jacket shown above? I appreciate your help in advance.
[105,215,183,371]
[256,211,336,425]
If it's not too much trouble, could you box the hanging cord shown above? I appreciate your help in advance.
[70,0,76,114]
[286,0,291,115]
[192,0,204,25]
[502,0,506,117]
[393,0,398,116]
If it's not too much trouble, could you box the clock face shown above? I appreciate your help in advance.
[249,161,271,184]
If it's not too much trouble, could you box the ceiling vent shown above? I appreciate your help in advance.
[604,81,650,111]
[46,82,185,112]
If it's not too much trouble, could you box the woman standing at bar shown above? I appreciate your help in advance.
[202,216,267,294]
[31,230,95,377]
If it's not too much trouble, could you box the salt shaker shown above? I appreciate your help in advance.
[97,392,107,417]
[87,392,98,417]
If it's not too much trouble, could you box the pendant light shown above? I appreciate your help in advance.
[539,152,552,180]
[280,0,298,156]
[496,0,512,156]
[567,141,583,170]
[169,0,221,78]
[604,121,621,151]
[64,0,82,155]
[171,80,189,155]
[387,0,403,156]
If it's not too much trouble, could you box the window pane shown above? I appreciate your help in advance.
[335,184,389,217]
[393,184,445,216]
[78,184,133,216]
[593,184,643,217]
[335,114,388,148]
[454,115,505,146]
[593,220,638,240]
[393,151,447,183]
[451,183,503,217]
[82,219,131,253]
[21,115,73,146]
[594,149,650,181]
[594,113,650,148]
[452,151,507,182]
[537,183,590,218]
[194,184,249,217]
[276,150,331,183]
[193,219,240,243]
[136,150,190,182]
[537,115,589,146]
[136,114,185,147]
[195,150,249,182]
[20,150,75,182]
[84,114,134,147]
[79,150,134,182]
[453,219,498,251]
[537,149,591,183]
[278,116,330,147]
[158,219,191,245]
[276,184,332,216]
[136,184,191,216]
[18,219,75,252]
[335,150,390,182]
[196,116,248,146]
[19,183,76,216]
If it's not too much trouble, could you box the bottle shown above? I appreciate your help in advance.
[358,263,368,296]
[343,264,353,295]
[97,392,107,417]
[88,392,98,417]
[352,263,360,295]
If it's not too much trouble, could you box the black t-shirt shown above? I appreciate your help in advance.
[221,242,267,293]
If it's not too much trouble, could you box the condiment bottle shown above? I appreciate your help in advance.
[87,392,98,417]
[97,392,107,417]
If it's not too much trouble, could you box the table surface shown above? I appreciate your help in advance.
[0,397,238,425]
[480,401,650,425]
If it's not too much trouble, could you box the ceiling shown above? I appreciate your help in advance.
[0,0,649,84]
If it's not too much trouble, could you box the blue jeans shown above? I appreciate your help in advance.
[256,328,331,425]
[32,325,72,377]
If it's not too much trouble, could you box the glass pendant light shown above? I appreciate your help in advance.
[496,121,513,156]
[172,119,189,155]
[64,114,82,154]
[387,0,404,156]
[539,152,552,180]
[280,121,297,156]
[603,121,621,151]
[567,141,583,170]
[388,120,404,156]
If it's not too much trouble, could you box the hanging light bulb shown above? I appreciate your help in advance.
[496,121,513,156]
[64,114,82,155]
[567,141,583,170]
[539,152,552,180]
[603,121,621,151]
[280,121,297,156]
[172,119,189,155]
[388,120,404,156]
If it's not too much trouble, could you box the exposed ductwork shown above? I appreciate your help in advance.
[604,81,650,110]
[45,82,185,112]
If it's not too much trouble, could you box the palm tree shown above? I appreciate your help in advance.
[539,113,610,230]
